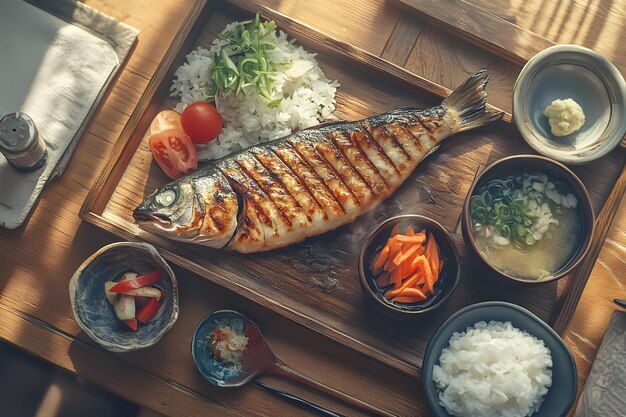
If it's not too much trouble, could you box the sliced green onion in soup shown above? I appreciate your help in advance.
[470,195,485,210]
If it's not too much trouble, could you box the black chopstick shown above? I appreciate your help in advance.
[255,380,345,417]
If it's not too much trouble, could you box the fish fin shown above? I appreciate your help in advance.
[443,69,504,132]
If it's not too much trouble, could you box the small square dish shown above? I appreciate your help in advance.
[513,44,626,164]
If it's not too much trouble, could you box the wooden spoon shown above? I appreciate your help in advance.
[193,310,397,417]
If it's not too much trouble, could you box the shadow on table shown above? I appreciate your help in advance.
[1,340,138,417]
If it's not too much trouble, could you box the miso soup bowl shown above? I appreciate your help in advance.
[461,155,594,285]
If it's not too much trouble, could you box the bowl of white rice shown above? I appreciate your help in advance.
[422,301,577,417]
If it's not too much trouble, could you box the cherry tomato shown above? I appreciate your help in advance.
[148,129,198,179]
[181,101,223,143]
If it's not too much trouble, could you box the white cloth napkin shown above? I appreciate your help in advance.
[0,0,137,229]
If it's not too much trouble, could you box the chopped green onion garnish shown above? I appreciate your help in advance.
[208,13,283,107]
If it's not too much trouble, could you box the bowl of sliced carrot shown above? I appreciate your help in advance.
[358,215,461,318]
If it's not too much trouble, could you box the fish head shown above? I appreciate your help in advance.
[133,171,239,248]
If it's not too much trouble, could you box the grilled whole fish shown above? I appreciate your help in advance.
[134,70,503,253]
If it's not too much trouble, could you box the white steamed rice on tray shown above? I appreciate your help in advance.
[433,321,552,417]
[170,20,340,160]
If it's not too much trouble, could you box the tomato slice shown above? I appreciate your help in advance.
[110,271,160,293]
[136,298,161,323]
[148,129,198,179]
[125,319,138,331]
[135,296,152,307]
[181,102,223,143]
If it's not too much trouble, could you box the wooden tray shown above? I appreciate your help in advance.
[390,0,626,149]
[81,0,626,376]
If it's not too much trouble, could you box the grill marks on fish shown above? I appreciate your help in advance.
[192,174,239,243]
[385,123,422,161]
[415,112,441,135]
[207,187,230,232]
[236,155,306,229]
[136,70,503,252]
[351,128,402,188]
[289,139,361,216]
[315,135,374,206]
[273,144,343,218]
[368,125,411,174]
[214,108,456,251]
[223,118,437,250]
[329,131,388,197]
[252,149,323,224]
[220,162,274,245]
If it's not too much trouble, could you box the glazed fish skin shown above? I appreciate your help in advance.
[133,168,239,248]
[134,70,502,252]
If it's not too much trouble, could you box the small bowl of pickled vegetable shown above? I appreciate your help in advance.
[461,155,594,284]
[358,215,461,319]
[69,242,179,352]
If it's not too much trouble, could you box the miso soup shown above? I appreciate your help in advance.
[469,171,582,280]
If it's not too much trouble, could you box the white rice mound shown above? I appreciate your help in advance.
[170,24,340,160]
[432,321,552,417]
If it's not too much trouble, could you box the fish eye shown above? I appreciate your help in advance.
[156,189,177,207]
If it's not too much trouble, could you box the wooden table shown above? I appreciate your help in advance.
[1,0,624,416]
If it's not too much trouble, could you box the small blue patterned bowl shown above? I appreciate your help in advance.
[69,242,179,352]
[191,310,253,387]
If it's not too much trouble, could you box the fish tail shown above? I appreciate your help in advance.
[443,69,503,132]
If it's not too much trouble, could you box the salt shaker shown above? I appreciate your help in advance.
[0,112,47,171]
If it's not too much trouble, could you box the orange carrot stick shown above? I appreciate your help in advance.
[392,244,420,268]
[371,245,390,273]
[406,226,415,236]
[391,261,413,288]
[410,254,423,270]
[384,270,422,299]
[391,224,400,236]
[391,234,426,244]
[426,233,440,283]
[394,286,426,300]
[383,241,403,271]
[418,256,434,294]
[393,295,425,303]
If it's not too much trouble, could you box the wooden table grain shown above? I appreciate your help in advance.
[1,1,624,416]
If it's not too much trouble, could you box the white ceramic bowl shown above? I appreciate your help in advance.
[513,44,626,164]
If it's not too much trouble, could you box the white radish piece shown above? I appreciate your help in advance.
[104,272,137,306]
[104,282,118,305]
[114,294,135,321]
[119,286,162,300]
[120,271,138,281]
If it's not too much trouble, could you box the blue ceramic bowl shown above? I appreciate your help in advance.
[422,301,577,417]
[69,242,179,352]
[513,44,626,164]
[191,310,252,387]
